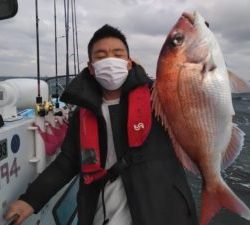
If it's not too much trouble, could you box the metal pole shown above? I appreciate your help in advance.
[71,0,76,76]
[73,0,80,74]
[35,0,41,103]
[64,0,70,86]
[54,0,59,108]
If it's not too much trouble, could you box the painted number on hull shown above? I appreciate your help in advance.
[0,158,21,189]
[0,139,8,161]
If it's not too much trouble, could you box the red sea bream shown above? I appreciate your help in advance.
[152,11,250,225]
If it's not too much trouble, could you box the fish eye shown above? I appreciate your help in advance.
[205,21,210,27]
[172,33,184,46]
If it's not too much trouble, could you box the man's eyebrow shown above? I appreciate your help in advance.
[113,48,125,52]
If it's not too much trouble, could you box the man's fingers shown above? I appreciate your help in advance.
[3,200,34,225]
[7,213,29,225]
[10,214,23,225]
[3,210,18,221]
[8,214,20,225]
[6,213,27,225]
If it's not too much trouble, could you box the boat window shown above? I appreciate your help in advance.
[0,0,18,20]
[52,176,79,225]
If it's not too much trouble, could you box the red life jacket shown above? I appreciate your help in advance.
[80,85,152,184]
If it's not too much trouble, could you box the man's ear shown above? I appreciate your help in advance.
[127,58,132,70]
[88,61,95,75]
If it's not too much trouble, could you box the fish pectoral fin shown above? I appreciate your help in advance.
[221,123,245,170]
[201,53,217,75]
[228,69,250,93]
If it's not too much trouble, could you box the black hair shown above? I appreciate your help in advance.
[87,24,130,60]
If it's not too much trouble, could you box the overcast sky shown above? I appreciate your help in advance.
[0,0,249,81]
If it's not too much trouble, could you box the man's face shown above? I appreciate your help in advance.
[88,37,132,74]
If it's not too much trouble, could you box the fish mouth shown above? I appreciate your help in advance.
[181,12,195,26]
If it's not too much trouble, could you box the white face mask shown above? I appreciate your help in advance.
[92,57,129,90]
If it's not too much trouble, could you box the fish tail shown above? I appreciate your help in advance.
[200,180,250,225]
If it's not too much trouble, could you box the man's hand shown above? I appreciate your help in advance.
[3,200,34,225]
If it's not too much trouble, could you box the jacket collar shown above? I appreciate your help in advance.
[60,62,152,112]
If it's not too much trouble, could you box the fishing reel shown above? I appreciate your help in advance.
[35,96,54,117]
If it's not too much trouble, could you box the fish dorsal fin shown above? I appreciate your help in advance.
[169,128,200,175]
[228,70,250,93]
[221,123,245,170]
[151,83,199,175]
[151,82,169,130]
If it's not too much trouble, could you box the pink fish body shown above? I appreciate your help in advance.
[152,11,250,225]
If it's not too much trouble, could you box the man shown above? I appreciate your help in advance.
[4,25,198,225]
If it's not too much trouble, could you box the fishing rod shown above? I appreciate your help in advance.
[73,0,80,74]
[71,0,76,76]
[53,0,59,108]
[64,0,70,86]
[35,0,41,104]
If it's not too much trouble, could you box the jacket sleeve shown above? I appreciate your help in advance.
[19,109,81,213]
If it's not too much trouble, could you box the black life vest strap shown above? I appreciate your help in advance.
[99,152,146,186]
